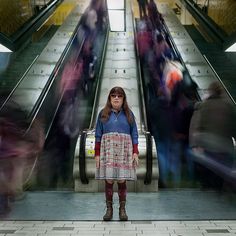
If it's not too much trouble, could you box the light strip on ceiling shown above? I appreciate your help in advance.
[225,42,236,52]
[0,43,12,52]
[107,0,125,32]
[106,0,124,9]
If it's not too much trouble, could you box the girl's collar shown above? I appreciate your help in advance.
[111,108,123,113]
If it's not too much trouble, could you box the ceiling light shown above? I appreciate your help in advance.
[108,10,125,31]
[0,43,12,52]
[107,0,125,32]
[225,42,236,52]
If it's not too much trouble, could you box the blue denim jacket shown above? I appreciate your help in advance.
[95,109,138,144]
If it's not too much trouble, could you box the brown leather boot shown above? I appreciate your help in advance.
[103,201,113,221]
[119,201,128,221]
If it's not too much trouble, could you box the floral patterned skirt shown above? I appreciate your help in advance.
[95,132,136,180]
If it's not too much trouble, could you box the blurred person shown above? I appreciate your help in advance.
[59,51,83,138]
[60,51,83,102]
[147,0,163,29]
[52,52,83,187]
[162,60,184,101]
[149,34,174,91]
[81,42,97,95]
[149,87,172,187]
[81,6,97,37]
[137,0,148,18]
[90,0,107,31]
[0,99,44,215]
[77,6,98,46]
[169,87,194,187]
[136,19,153,63]
[94,87,139,221]
[189,81,236,167]
[85,8,97,31]
[187,101,202,182]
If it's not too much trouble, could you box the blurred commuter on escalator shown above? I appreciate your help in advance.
[80,41,97,96]
[90,0,107,31]
[95,87,139,221]
[78,5,98,46]
[137,0,148,18]
[147,0,163,29]
[136,19,153,64]
[189,81,236,167]
[0,98,44,216]
[149,34,174,92]
[150,87,172,187]
[52,51,83,188]
[150,61,194,187]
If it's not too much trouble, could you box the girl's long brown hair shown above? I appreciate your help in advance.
[100,87,133,124]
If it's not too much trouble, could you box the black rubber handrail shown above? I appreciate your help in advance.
[182,0,227,44]
[0,0,62,51]
[89,24,110,129]
[79,131,89,184]
[144,132,152,184]
[30,24,84,125]
[132,13,153,184]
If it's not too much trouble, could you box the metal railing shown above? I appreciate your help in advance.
[203,55,236,105]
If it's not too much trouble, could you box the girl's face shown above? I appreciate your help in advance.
[110,93,124,111]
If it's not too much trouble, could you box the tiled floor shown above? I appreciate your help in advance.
[0,220,236,235]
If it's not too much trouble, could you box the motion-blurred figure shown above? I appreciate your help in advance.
[137,0,148,18]
[0,99,44,216]
[147,0,163,29]
[136,19,153,63]
[149,34,174,91]
[90,0,107,31]
[189,81,236,167]
[150,87,172,187]
[81,42,97,95]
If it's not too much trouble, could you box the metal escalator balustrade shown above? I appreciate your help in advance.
[159,3,234,104]
[0,5,88,189]
[73,0,158,193]
[158,3,236,186]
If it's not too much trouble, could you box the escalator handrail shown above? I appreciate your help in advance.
[131,7,153,184]
[0,55,39,111]
[162,20,184,65]
[144,132,152,184]
[0,0,63,51]
[88,23,110,130]
[183,0,226,43]
[79,131,89,184]
[203,55,236,105]
[30,24,85,122]
[131,11,149,132]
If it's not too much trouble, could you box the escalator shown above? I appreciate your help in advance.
[73,0,158,192]
[0,1,106,191]
[72,0,236,191]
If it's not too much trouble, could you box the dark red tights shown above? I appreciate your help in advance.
[105,181,127,202]
[118,181,127,202]
[105,181,113,201]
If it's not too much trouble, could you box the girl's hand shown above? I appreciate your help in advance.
[132,153,139,167]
